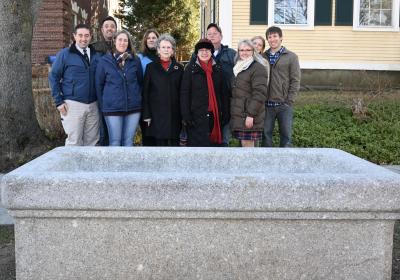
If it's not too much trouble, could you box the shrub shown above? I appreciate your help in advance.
[291,102,400,164]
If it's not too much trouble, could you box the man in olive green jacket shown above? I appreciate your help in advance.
[91,16,117,146]
[262,26,300,147]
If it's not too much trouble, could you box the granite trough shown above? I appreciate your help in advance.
[2,147,400,279]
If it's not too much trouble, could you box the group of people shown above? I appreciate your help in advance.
[49,16,300,148]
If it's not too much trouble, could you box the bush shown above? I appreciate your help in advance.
[291,102,400,164]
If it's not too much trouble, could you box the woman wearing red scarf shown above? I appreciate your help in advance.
[180,39,229,146]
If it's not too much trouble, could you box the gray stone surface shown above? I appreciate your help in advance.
[14,218,394,280]
[386,165,400,174]
[2,147,400,280]
[0,174,13,225]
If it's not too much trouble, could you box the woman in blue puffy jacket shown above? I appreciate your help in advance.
[95,30,143,146]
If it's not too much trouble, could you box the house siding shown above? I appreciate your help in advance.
[232,0,400,70]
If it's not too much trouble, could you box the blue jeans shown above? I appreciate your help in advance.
[104,113,140,146]
[263,104,293,147]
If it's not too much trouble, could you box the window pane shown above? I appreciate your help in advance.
[360,0,369,9]
[369,9,381,24]
[370,0,381,9]
[275,7,285,23]
[274,0,308,24]
[296,7,307,23]
[360,9,370,25]
[358,0,393,26]
[380,10,392,25]
[382,0,391,9]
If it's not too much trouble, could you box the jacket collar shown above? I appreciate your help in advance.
[69,42,96,55]
[191,58,219,74]
[153,56,180,73]
[264,46,287,56]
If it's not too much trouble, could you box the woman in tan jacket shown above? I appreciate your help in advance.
[230,39,269,147]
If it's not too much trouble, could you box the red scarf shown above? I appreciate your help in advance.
[160,58,170,71]
[199,59,222,144]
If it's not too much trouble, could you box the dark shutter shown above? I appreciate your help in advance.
[335,0,353,26]
[250,0,268,25]
[315,0,332,25]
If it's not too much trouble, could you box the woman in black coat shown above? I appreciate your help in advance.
[142,34,184,146]
[180,39,229,147]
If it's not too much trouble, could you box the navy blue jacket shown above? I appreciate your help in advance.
[214,44,236,92]
[49,43,99,107]
[95,52,143,113]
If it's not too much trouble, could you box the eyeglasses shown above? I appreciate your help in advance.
[239,49,252,53]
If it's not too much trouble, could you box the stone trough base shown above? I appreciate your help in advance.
[14,212,393,280]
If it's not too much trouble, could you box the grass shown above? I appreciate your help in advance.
[0,225,14,244]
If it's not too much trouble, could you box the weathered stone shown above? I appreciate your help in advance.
[2,147,400,280]
[0,174,13,225]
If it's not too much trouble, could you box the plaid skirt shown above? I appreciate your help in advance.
[233,130,263,141]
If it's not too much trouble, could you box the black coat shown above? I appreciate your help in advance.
[180,58,229,147]
[142,58,184,139]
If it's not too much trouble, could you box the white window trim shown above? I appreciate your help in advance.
[353,0,400,31]
[268,0,315,30]
[220,0,233,47]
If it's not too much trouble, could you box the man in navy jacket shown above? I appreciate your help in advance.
[49,23,100,146]
[206,23,236,146]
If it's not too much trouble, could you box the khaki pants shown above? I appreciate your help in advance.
[60,100,100,146]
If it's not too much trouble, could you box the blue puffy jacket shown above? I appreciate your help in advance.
[49,43,99,107]
[138,53,153,76]
[95,52,143,113]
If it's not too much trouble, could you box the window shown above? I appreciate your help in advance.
[353,0,400,31]
[73,12,78,27]
[268,0,315,29]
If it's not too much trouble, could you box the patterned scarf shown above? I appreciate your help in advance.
[114,52,132,69]
[199,59,222,144]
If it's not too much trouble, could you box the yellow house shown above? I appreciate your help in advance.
[212,0,400,87]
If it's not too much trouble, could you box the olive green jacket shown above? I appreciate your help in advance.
[263,48,300,106]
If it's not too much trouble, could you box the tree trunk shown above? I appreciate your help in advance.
[0,0,47,172]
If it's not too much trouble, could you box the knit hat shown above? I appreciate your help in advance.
[195,38,214,54]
